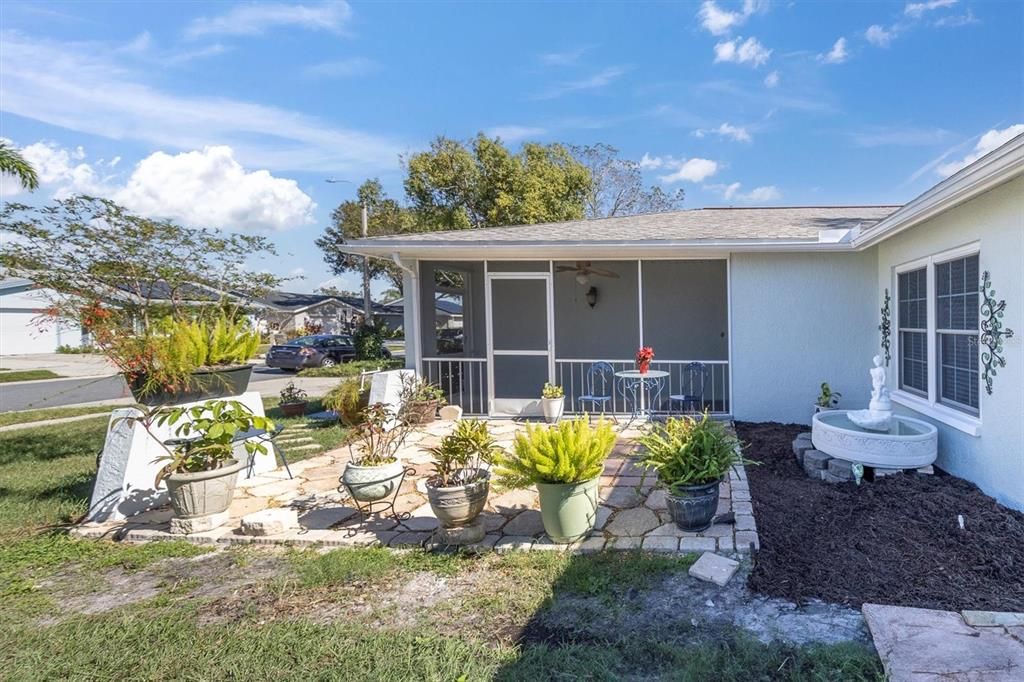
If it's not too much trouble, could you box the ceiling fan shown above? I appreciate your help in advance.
[555,261,621,286]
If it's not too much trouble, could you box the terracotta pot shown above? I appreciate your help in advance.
[128,365,254,406]
[405,399,439,424]
[165,459,245,519]
[637,361,651,374]
[280,401,308,418]
[426,469,490,527]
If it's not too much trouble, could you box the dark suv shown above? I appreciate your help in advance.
[266,334,381,370]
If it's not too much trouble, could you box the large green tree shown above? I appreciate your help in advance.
[571,143,684,218]
[403,134,591,229]
[0,141,39,191]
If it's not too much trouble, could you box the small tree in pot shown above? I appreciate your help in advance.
[637,412,748,532]
[126,400,276,519]
[340,403,414,502]
[425,420,500,528]
[278,381,309,417]
[494,417,615,543]
[402,376,447,425]
[540,382,565,423]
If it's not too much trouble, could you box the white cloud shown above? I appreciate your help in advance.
[695,122,752,142]
[485,126,547,142]
[0,140,108,198]
[764,70,779,88]
[533,66,629,99]
[713,36,771,67]
[934,9,979,27]
[302,57,379,79]
[642,155,719,183]
[819,37,849,64]
[905,0,957,18]
[0,32,403,173]
[186,0,352,39]
[697,1,767,36]
[706,181,782,202]
[539,47,588,66]
[936,124,1024,177]
[865,24,895,47]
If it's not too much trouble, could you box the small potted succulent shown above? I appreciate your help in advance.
[340,402,412,502]
[127,399,276,519]
[278,381,309,417]
[425,420,499,528]
[814,382,842,414]
[637,412,749,532]
[495,417,616,543]
[636,346,655,374]
[540,382,565,423]
[402,376,447,425]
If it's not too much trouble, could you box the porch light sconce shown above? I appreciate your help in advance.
[586,286,598,308]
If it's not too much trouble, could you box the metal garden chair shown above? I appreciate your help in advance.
[669,362,707,414]
[578,361,616,421]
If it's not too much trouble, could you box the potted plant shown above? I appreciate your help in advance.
[814,382,842,414]
[636,346,655,374]
[425,420,499,527]
[402,376,447,425]
[127,399,276,519]
[494,417,616,543]
[323,378,369,425]
[541,382,565,423]
[637,412,748,532]
[278,381,309,417]
[340,402,413,502]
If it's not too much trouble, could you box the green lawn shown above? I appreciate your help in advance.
[297,358,402,378]
[0,369,63,383]
[0,405,115,428]
[0,416,883,681]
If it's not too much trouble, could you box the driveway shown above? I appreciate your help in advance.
[0,364,342,412]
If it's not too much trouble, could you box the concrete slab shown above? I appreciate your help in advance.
[863,603,1024,682]
[688,552,740,586]
[962,611,1024,628]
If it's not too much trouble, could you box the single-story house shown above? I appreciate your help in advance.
[341,134,1023,511]
[253,291,373,337]
[0,277,85,355]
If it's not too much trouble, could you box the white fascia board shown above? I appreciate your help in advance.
[853,133,1024,249]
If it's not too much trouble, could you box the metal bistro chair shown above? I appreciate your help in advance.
[669,362,707,415]
[578,361,617,421]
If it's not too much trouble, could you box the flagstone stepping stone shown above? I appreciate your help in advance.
[240,508,299,536]
[864,603,1024,681]
[285,444,323,453]
[488,489,539,513]
[680,537,717,552]
[646,522,690,538]
[299,506,358,529]
[594,505,612,530]
[501,510,545,537]
[601,486,642,509]
[961,611,1024,627]
[480,511,508,532]
[644,489,667,510]
[605,507,660,536]
[688,552,739,586]
[389,531,432,548]
[246,479,303,498]
[576,536,607,553]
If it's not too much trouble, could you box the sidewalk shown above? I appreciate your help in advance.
[0,353,117,378]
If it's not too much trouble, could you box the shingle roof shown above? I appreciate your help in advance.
[358,206,900,245]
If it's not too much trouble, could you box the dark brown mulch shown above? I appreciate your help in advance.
[737,421,1024,612]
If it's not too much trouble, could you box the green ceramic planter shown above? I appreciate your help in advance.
[536,476,600,544]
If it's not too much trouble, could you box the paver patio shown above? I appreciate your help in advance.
[74,418,759,555]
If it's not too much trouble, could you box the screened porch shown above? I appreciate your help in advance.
[415,259,731,418]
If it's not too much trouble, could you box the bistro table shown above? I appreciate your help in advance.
[614,369,669,421]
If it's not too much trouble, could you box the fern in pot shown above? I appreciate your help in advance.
[637,412,748,531]
[425,420,500,529]
[494,417,615,543]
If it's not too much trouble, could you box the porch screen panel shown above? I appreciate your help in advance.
[898,268,928,395]
[641,260,728,360]
[553,260,639,359]
[492,356,549,399]
[490,279,548,351]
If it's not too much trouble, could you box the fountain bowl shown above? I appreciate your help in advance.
[811,410,938,468]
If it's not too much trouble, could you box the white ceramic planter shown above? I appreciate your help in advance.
[541,396,565,423]
[342,459,405,502]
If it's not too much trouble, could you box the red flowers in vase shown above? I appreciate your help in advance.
[636,346,655,374]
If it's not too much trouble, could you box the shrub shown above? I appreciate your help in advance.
[494,417,615,487]
[636,412,748,489]
[297,359,401,378]
[322,379,368,425]
[353,320,391,360]
[427,420,500,487]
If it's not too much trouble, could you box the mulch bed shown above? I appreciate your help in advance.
[737,421,1024,612]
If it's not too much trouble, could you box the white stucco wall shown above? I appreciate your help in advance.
[0,287,82,355]
[730,250,879,424]
[876,176,1023,510]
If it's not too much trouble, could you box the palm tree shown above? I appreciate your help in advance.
[0,141,39,191]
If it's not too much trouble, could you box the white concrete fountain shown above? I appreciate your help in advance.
[811,355,938,468]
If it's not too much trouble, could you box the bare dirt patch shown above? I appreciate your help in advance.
[739,421,1024,612]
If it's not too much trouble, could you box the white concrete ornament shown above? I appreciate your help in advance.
[368,369,416,430]
[85,391,275,523]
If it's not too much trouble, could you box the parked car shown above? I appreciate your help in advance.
[265,335,390,370]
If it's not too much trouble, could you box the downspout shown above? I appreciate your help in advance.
[390,253,422,376]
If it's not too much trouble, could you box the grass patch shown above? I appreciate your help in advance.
[262,397,350,457]
[290,546,472,588]
[0,406,114,428]
[0,369,63,383]
[297,359,402,378]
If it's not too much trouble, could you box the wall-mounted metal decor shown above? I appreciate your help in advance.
[879,288,891,366]
[980,270,1015,395]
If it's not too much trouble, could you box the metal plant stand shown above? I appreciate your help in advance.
[336,466,417,528]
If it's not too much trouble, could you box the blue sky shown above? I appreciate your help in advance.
[1,0,1021,294]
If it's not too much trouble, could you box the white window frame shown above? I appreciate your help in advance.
[892,242,982,437]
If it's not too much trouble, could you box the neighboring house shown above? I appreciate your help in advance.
[253,291,396,338]
[0,278,84,355]
[383,296,463,333]
[342,134,1023,510]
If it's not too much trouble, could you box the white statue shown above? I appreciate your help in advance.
[849,354,894,432]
